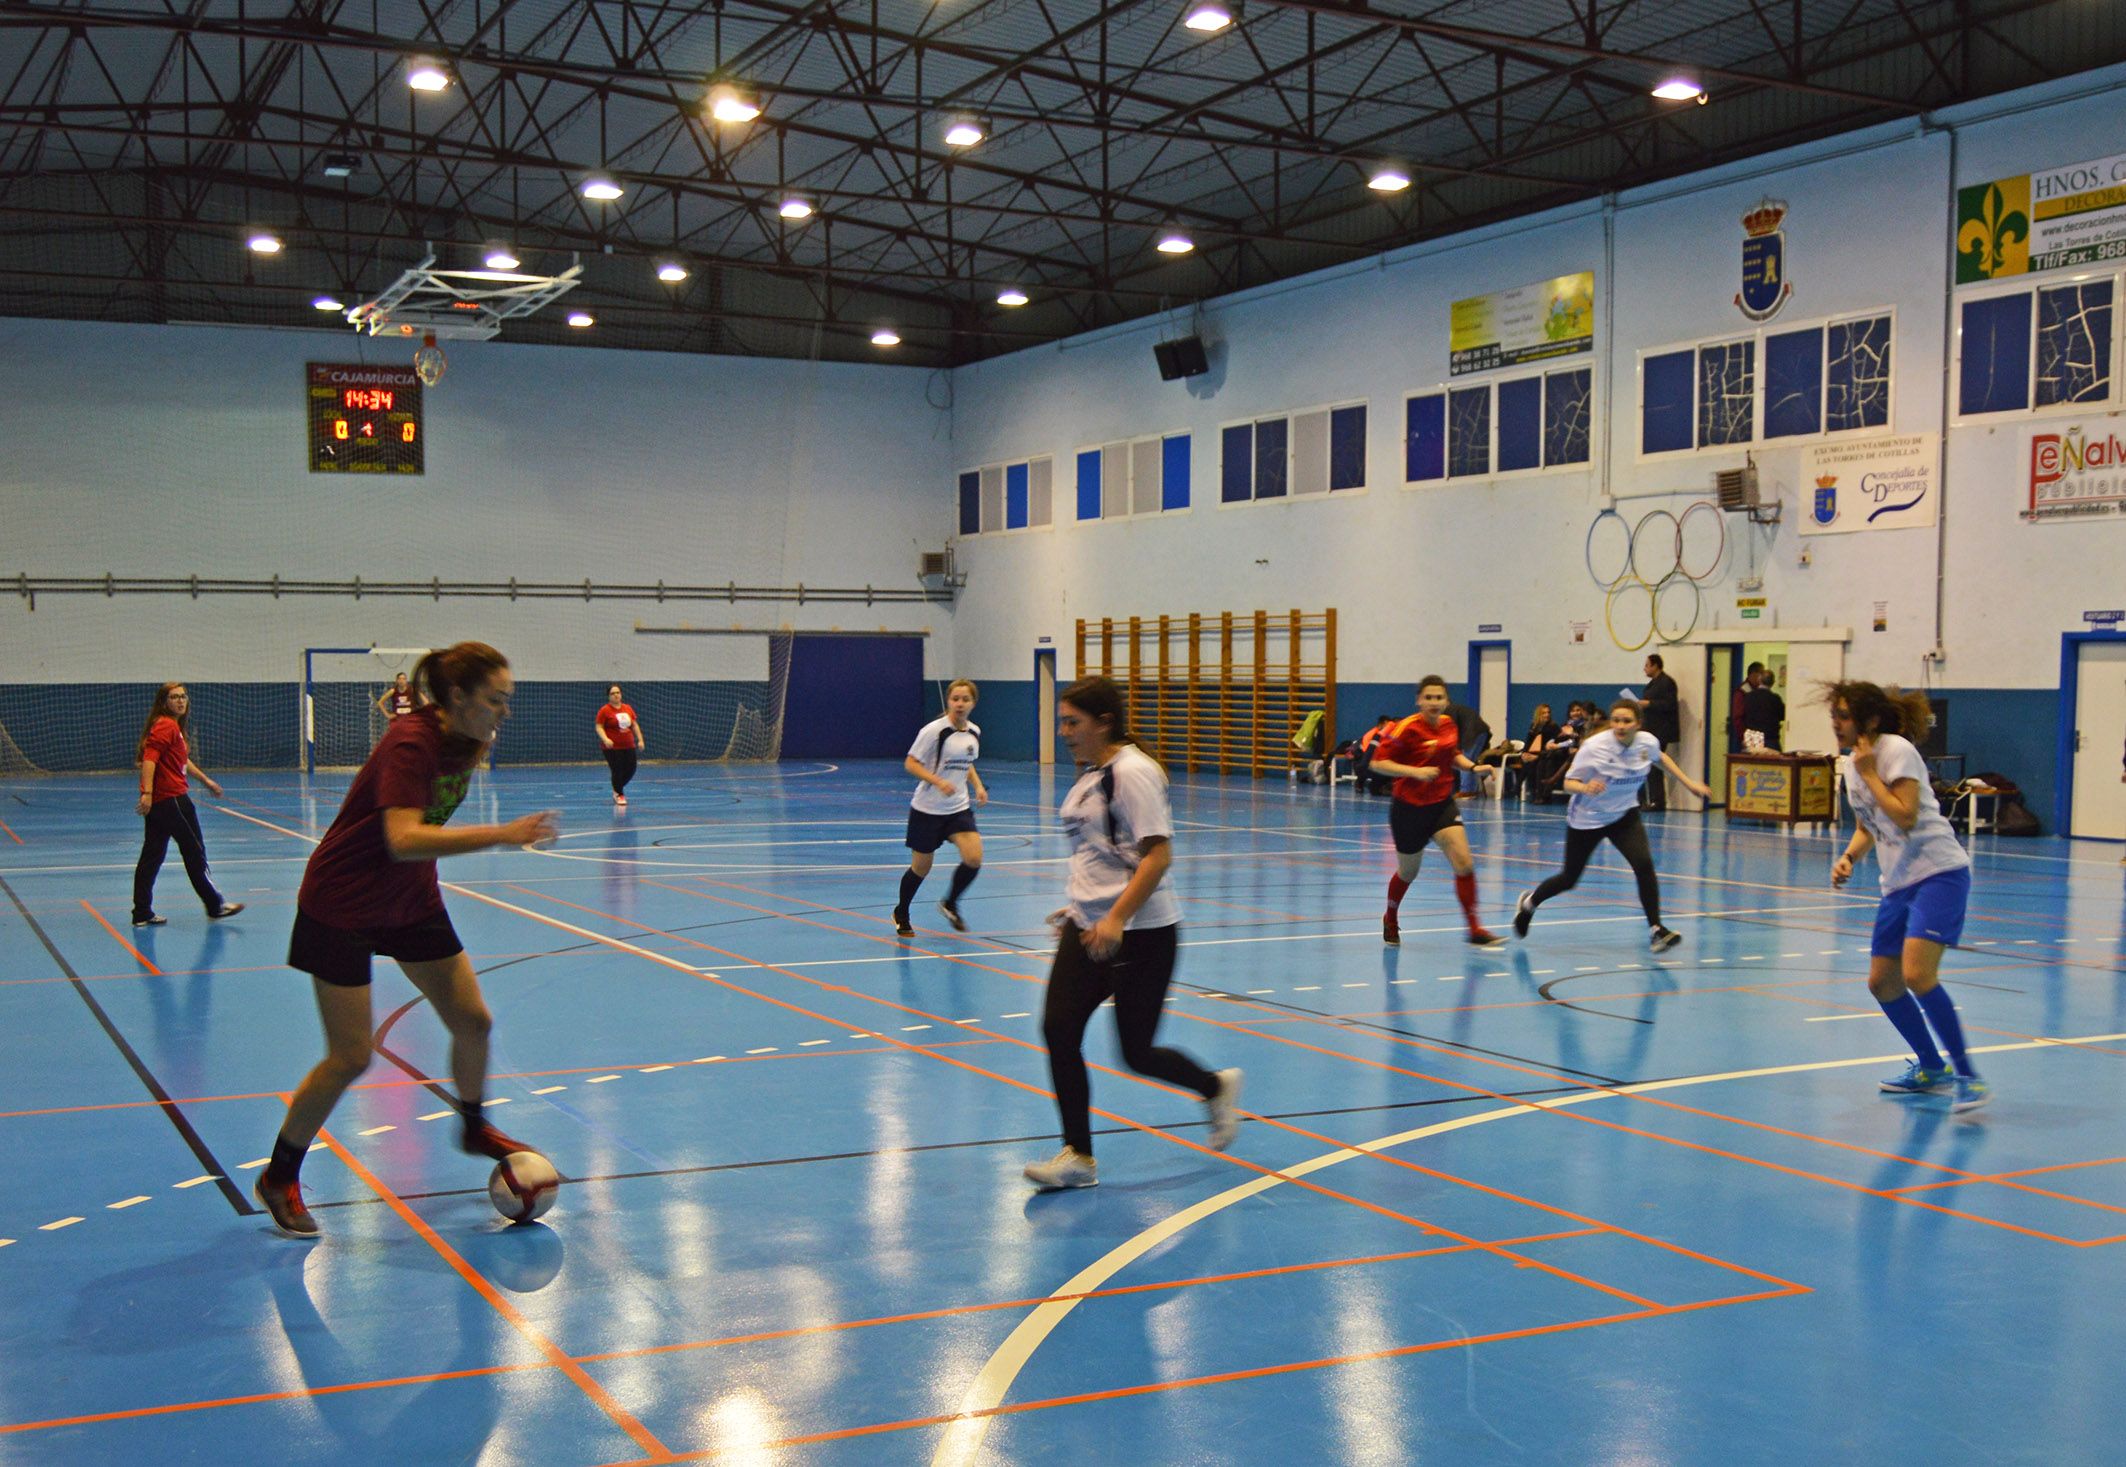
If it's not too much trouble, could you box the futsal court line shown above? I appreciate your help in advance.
[0,817,23,844]
[76,899,162,975]
[0,1226,1600,1437]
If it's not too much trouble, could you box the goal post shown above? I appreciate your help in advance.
[302,646,430,773]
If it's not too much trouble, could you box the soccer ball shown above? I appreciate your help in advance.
[487,1150,560,1224]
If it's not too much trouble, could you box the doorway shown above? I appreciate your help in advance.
[1035,647,1057,766]
[2063,634,2126,839]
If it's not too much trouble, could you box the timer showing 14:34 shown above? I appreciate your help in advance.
[307,364,424,475]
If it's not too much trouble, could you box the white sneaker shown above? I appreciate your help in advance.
[1206,1068,1244,1151]
[1022,1147,1098,1190]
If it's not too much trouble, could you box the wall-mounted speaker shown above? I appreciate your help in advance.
[1153,336,1209,380]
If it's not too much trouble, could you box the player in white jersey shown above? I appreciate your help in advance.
[1514,700,1710,953]
[1023,676,1241,1190]
[1827,680,1987,1112]
[894,679,987,935]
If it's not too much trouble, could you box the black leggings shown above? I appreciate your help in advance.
[132,794,225,921]
[1042,922,1218,1155]
[1528,809,1663,925]
[604,748,638,794]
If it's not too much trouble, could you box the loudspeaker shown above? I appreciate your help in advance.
[1153,336,1208,380]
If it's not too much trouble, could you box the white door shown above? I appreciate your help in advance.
[1782,642,1845,754]
[1669,649,1708,812]
[1036,651,1056,766]
[1477,645,1509,742]
[2071,641,2126,838]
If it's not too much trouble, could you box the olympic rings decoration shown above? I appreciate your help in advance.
[1585,501,1724,648]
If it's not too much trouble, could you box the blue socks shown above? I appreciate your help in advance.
[1915,985,1974,1076]
[1880,993,1945,1070]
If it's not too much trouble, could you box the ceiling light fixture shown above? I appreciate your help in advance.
[1368,167,1412,193]
[1155,230,1194,255]
[312,296,344,312]
[871,328,901,347]
[657,262,689,283]
[568,312,595,328]
[1651,77,1705,101]
[406,60,451,92]
[708,84,762,123]
[943,118,986,147]
[581,178,625,201]
[1184,3,1233,32]
[247,232,283,254]
[320,153,361,178]
[778,197,815,220]
[484,248,521,270]
[996,287,1030,307]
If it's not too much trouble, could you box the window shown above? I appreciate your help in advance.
[1642,311,1892,455]
[1407,368,1591,483]
[1956,275,2119,419]
[955,456,1053,534]
[1076,433,1190,520]
[1220,403,1367,502]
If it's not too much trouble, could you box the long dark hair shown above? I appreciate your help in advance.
[414,642,509,713]
[1819,679,1933,742]
[137,682,187,759]
[1061,676,1148,760]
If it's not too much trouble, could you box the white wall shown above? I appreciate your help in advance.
[942,65,2126,698]
[0,317,956,682]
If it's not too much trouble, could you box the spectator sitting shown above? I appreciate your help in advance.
[1355,713,1396,795]
[1530,701,1592,802]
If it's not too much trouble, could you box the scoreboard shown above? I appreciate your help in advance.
[308,363,424,474]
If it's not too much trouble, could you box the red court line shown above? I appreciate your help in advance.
[0,1227,1605,1436]
[0,817,22,844]
[495,880,1771,1303]
[77,900,162,975]
[593,1286,1809,1466]
[312,1123,675,1462]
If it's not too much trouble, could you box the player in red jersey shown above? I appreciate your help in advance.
[130,682,245,927]
[253,642,560,1239]
[594,684,646,806]
[1366,674,1503,948]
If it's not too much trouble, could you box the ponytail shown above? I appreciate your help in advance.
[1818,679,1932,742]
[415,642,510,713]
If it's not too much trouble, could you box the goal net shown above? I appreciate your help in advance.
[303,646,429,772]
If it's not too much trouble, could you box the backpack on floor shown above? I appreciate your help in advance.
[1967,772,2041,837]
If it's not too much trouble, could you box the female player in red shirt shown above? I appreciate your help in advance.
[594,684,645,806]
[130,682,245,927]
[254,642,560,1238]
[1367,675,1503,948]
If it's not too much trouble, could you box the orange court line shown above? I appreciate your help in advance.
[0,817,22,844]
[499,879,1777,1301]
[0,1228,1606,1436]
[77,899,162,975]
[593,1286,1809,1466]
[313,1124,675,1463]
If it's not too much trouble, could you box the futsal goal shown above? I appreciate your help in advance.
[302,646,430,772]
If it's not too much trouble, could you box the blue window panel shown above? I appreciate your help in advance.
[1763,328,1823,439]
[1543,368,1592,466]
[1448,386,1490,477]
[1697,340,1755,447]
[1641,349,1694,454]
[1005,461,1030,529]
[959,471,981,535]
[1254,417,1289,498]
[1221,424,1253,502]
[1328,405,1367,490]
[1406,394,1446,481]
[1496,376,1542,472]
[1075,450,1102,521]
[1826,317,1891,432]
[1161,434,1191,510]
[1958,293,2031,415]
[2036,281,2113,407]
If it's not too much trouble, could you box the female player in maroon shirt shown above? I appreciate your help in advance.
[1367,674,1503,948]
[130,682,245,927]
[253,642,560,1238]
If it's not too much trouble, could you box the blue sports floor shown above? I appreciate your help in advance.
[2,761,2123,1465]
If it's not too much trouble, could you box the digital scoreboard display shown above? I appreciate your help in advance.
[308,363,423,474]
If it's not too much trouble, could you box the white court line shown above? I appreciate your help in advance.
[929,1026,2126,1467]
[173,1175,218,1189]
[531,1085,567,1094]
[746,1047,780,1054]
[640,1064,675,1073]
[1804,1014,1876,1022]
[418,1109,454,1121]
[0,1239,13,1248]
[357,1125,395,1136]
[799,1039,832,1046]
[107,1196,150,1209]
[237,1158,269,1170]
[38,1217,82,1232]
[588,1074,621,1083]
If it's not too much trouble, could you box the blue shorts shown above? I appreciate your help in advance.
[1871,867,1971,959]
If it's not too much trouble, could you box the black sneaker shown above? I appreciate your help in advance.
[936,899,967,932]
[1513,890,1534,939]
[132,914,167,928]
[207,903,246,920]
[892,907,913,936]
[461,1121,534,1163]
[1466,928,1506,949]
[254,1174,320,1239]
[1650,926,1682,953]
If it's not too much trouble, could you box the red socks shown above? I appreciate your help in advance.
[1454,872,1481,932]
[1386,874,1410,912]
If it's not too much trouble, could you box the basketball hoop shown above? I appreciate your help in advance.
[413,331,448,386]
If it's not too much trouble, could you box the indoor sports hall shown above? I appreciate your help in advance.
[4,6,2125,1465]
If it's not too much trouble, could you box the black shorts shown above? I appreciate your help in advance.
[906,807,978,854]
[1389,796,1462,853]
[288,907,464,988]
